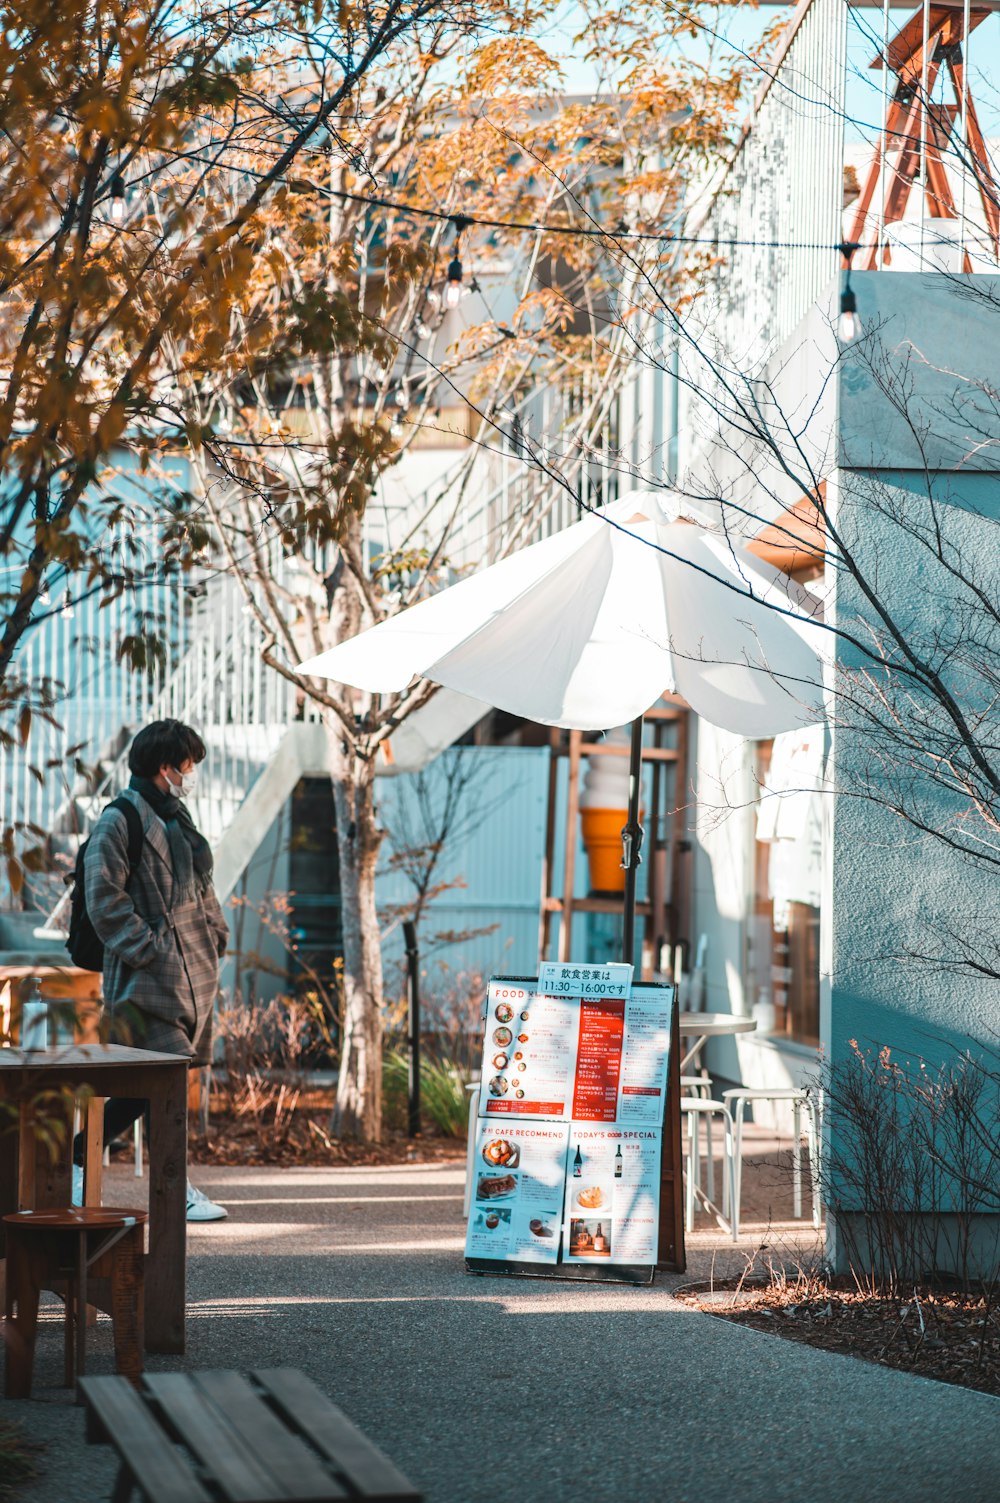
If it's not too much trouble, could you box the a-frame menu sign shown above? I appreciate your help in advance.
[464,965,684,1285]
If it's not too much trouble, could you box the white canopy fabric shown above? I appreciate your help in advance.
[298,491,826,736]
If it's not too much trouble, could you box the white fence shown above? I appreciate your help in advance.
[691,0,848,370]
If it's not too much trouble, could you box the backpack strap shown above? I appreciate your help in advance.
[108,795,144,873]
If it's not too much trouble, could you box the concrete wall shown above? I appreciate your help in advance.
[824,466,1000,1061]
[680,273,1000,1164]
[220,802,292,1004]
[821,318,1000,1270]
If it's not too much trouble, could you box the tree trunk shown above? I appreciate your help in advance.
[324,713,384,1141]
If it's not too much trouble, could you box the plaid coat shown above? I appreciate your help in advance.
[84,788,228,1065]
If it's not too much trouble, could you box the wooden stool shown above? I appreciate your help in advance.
[3,1206,147,1398]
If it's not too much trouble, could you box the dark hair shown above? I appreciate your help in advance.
[128,719,207,777]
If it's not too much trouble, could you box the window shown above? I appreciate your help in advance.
[748,732,822,1046]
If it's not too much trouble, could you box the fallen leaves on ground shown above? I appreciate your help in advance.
[0,1419,40,1500]
[186,1104,464,1168]
[675,1279,1000,1397]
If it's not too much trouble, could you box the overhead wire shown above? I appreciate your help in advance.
[298,180,850,254]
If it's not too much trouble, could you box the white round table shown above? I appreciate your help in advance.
[678,1011,757,1073]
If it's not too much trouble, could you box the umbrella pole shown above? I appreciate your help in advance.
[621,715,645,966]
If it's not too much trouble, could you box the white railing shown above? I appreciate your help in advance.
[3,352,655,924]
[368,368,646,577]
[74,567,313,848]
[0,539,188,852]
[688,0,847,369]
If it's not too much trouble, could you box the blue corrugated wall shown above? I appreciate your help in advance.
[375,743,652,997]
[376,747,548,990]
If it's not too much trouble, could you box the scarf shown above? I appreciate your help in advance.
[130,774,214,893]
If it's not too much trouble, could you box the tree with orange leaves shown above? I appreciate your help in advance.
[0,1,478,696]
[156,1,768,1139]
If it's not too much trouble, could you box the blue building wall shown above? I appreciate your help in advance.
[375,747,550,994]
[375,742,655,999]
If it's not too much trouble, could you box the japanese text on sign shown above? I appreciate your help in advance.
[538,961,633,1000]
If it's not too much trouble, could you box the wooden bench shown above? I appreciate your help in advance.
[79,1368,423,1503]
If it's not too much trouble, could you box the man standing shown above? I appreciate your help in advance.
[72,718,229,1221]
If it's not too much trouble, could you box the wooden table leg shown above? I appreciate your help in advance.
[0,1106,18,1249]
[144,1064,187,1354]
[18,1096,73,1210]
[110,1224,144,1385]
[4,1225,40,1400]
[83,1095,105,1206]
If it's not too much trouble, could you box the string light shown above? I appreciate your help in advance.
[310,183,856,256]
[444,215,470,309]
[445,254,463,308]
[837,241,862,344]
[109,174,127,223]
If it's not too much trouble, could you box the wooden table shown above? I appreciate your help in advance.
[0,1044,188,1353]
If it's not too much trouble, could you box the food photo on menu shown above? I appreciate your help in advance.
[471,1206,512,1235]
[478,981,580,1118]
[561,1126,662,1266]
[568,1217,612,1258]
[465,1121,569,1264]
[475,1168,519,1202]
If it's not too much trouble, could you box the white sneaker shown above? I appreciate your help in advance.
[71,1164,84,1206]
[186,1181,227,1222]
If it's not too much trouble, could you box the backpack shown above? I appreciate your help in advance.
[66,796,145,972]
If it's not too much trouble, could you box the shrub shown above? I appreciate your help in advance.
[383,1047,471,1138]
[821,1041,1000,1293]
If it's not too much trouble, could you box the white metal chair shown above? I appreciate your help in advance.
[722,1085,822,1238]
[680,1074,713,1195]
[680,1096,737,1241]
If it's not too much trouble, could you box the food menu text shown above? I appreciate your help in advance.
[477,981,669,1127]
[464,1121,569,1264]
[467,976,674,1273]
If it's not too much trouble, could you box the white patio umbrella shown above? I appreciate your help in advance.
[298,490,825,955]
[299,492,824,735]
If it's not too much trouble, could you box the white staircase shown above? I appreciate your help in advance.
[2,366,648,938]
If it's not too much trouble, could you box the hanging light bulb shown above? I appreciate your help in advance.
[444,253,463,309]
[414,318,432,340]
[109,173,127,223]
[443,213,471,311]
[838,289,861,344]
[837,241,862,345]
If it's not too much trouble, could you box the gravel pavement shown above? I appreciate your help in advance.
[7,1156,1000,1503]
